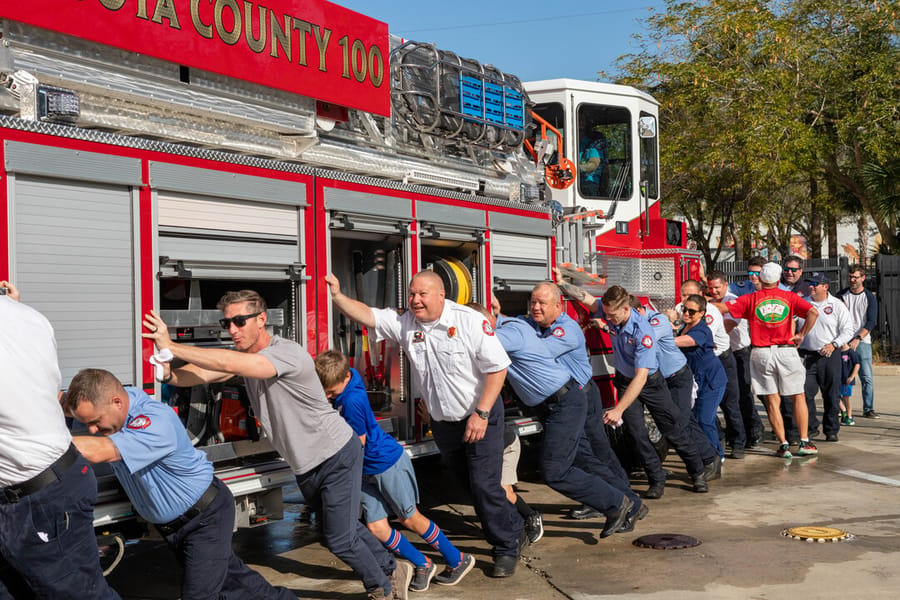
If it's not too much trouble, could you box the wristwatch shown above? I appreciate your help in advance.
[474,408,490,420]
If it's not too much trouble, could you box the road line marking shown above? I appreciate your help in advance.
[833,468,900,487]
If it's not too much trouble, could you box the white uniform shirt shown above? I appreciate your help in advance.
[677,301,730,355]
[722,292,750,351]
[373,300,510,422]
[798,294,855,352]
[0,297,72,486]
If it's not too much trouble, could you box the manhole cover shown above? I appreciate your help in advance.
[781,526,854,542]
[633,533,701,550]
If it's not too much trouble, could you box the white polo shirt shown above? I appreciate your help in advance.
[0,297,72,486]
[798,294,855,352]
[373,300,510,422]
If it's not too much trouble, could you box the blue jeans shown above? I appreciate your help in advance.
[857,342,874,412]
[296,437,394,594]
[0,453,120,600]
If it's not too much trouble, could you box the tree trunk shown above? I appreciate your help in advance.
[826,213,838,259]
[857,213,869,268]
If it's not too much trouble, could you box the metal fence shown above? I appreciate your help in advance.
[713,257,848,290]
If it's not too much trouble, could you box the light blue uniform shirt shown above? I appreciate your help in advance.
[110,387,213,524]
[495,315,570,406]
[522,313,593,386]
[729,280,756,297]
[608,308,659,378]
[643,309,687,378]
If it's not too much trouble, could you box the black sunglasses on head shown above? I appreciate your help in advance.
[219,312,262,329]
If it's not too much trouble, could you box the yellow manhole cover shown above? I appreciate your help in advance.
[781,526,853,542]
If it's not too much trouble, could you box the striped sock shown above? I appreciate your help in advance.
[383,528,428,568]
[421,521,462,568]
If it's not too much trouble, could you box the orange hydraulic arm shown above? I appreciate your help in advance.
[524,110,576,189]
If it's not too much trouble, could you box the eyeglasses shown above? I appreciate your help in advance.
[747,271,761,277]
[683,307,703,316]
[219,312,262,329]
[784,267,801,273]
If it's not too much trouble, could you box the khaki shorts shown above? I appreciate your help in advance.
[749,346,805,396]
[501,433,521,487]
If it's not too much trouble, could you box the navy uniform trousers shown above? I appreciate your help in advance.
[781,350,842,438]
[430,399,523,558]
[0,452,120,600]
[718,351,747,451]
[533,382,628,516]
[615,371,706,483]
[665,365,718,466]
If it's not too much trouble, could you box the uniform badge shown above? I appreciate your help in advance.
[824,306,833,315]
[641,335,653,349]
[649,317,660,326]
[481,320,494,336]
[413,331,425,343]
[127,415,151,430]
[552,327,565,338]
[705,314,713,325]
[448,326,457,338]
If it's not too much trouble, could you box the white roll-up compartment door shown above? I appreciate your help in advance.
[11,175,137,386]
[491,232,551,292]
[157,193,301,280]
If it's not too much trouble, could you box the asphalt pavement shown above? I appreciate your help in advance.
[107,373,900,599]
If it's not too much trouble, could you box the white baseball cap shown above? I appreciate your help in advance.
[760,262,782,284]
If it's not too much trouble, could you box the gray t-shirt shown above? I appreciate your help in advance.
[245,336,352,475]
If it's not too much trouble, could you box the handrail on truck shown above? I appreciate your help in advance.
[524,111,575,190]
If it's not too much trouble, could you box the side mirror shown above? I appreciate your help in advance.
[638,116,657,139]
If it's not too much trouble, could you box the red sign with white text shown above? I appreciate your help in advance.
[1,0,390,116]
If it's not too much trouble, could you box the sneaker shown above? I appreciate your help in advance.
[524,510,544,544]
[807,427,820,439]
[409,558,437,593]
[797,439,818,456]
[825,433,839,442]
[389,561,413,600]
[776,443,792,458]
[434,553,475,586]
[863,410,880,419]
[841,416,856,426]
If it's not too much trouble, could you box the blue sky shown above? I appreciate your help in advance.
[337,0,666,83]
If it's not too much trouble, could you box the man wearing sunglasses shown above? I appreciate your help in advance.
[728,256,766,298]
[778,256,811,297]
[143,292,412,600]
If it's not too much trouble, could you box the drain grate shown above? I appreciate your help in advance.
[781,526,854,543]
[633,533,701,550]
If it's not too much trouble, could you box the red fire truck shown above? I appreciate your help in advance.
[0,1,698,549]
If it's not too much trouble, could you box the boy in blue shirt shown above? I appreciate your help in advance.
[839,344,860,425]
[314,351,473,593]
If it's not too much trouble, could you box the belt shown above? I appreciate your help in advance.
[798,348,819,355]
[751,344,796,349]
[665,364,690,383]
[717,349,733,360]
[544,378,578,405]
[0,444,80,504]
[156,481,219,536]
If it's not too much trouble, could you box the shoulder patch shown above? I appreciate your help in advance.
[127,415,151,430]
[649,317,660,326]
[448,326,457,338]
[705,314,714,325]
[641,335,653,349]
[552,326,565,338]
[481,321,494,336]
[824,306,833,315]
